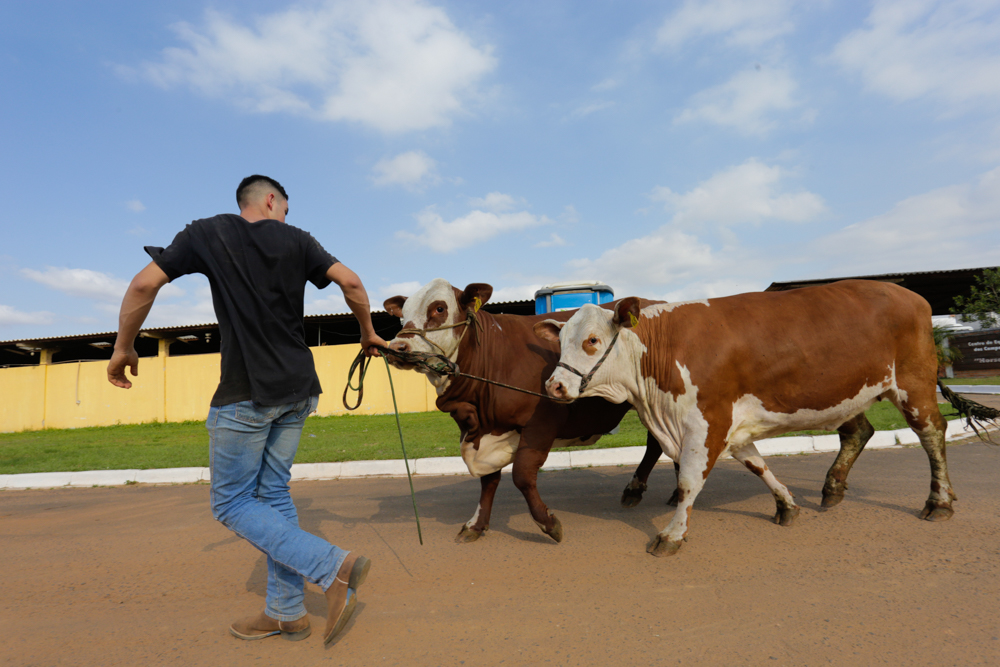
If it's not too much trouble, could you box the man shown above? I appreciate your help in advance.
[107,175,386,646]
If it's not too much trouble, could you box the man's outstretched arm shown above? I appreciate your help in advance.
[326,262,387,357]
[107,261,170,388]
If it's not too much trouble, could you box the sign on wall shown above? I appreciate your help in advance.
[952,330,1000,372]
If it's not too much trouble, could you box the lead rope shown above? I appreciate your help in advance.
[343,351,423,544]
[384,356,424,545]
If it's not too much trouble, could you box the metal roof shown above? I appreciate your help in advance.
[0,300,535,347]
[765,266,995,316]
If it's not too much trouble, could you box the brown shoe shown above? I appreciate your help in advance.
[229,610,311,642]
[323,554,372,645]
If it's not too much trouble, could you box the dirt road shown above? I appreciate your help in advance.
[3,438,999,666]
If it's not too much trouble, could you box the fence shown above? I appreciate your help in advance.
[0,345,438,433]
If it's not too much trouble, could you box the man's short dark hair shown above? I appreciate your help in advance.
[236,175,289,209]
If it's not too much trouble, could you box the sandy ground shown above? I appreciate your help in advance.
[3,435,999,667]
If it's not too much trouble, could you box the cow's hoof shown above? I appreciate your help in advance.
[919,501,954,522]
[820,492,844,508]
[455,525,485,543]
[620,479,647,508]
[774,505,800,527]
[620,489,644,508]
[646,535,683,557]
[666,489,680,507]
[544,515,564,543]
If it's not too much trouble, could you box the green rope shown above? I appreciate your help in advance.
[344,349,423,545]
[383,356,423,545]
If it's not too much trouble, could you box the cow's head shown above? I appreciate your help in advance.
[383,279,493,373]
[534,297,642,402]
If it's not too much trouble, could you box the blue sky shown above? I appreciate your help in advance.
[2,0,999,341]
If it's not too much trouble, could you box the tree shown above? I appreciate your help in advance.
[952,267,1000,330]
[932,324,962,371]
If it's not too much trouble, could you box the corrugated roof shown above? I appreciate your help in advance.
[0,300,534,347]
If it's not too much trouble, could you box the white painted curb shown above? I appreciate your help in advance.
[0,421,990,490]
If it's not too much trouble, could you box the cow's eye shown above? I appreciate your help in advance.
[588,337,598,346]
[436,306,445,313]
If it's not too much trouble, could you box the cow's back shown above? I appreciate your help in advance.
[637,280,934,416]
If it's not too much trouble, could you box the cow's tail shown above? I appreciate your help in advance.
[938,381,1000,443]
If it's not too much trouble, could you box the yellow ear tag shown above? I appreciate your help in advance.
[474,296,482,312]
[629,312,639,328]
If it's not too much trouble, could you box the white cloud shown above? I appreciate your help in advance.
[379,281,424,300]
[130,0,496,133]
[0,304,55,327]
[831,0,1000,111]
[651,159,826,227]
[489,284,542,303]
[657,0,796,50]
[140,277,214,326]
[467,192,520,212]
[674,67,805,135]
[371,151,441,190]
[22,268,131,302]
[570,101,616,118]
[534,233,567,248]
[567,228,717,296]
[397,203,553,253]
[558,159,826,300]
[810,165,1000,275]
[21,267,185,304]
[305,292,348,316]
[125,199,146,212]
[591,78,619,92]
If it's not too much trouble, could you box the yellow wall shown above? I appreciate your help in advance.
[0,366,46,432]
[0,346,438,433]
[164,353,220,423]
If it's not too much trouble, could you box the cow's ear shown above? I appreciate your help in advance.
[612,297,642,328]
[533,319,564,344]
[384,296,407,318]
[459,283,493,311]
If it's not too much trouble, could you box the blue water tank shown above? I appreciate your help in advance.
[534,281,614,315]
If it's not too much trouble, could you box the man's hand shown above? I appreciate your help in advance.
[361,332,388,357]
[107,347,139,388]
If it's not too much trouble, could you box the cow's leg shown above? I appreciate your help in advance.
[821,412,875,508]
[456,470,502,543]
[621,432,662,508]
[666,461,681,507]
[896,396,956,521]
[510,446,563,543]
[733,444,799,526]
[647,437,720,557]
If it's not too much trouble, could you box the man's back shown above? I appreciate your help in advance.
[146,214,337,406]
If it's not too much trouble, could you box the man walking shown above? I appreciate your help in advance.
[108,175,385,646]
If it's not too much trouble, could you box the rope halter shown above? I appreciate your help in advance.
[554,329,621,395]
[395,301,483,357]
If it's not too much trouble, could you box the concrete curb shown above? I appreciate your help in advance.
[0,421,990,491]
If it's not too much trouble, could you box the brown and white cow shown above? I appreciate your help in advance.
[383,279,665,543]
[536,280,956,557]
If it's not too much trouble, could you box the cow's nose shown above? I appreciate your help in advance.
[546,379,569,400]
[390,340,411,354]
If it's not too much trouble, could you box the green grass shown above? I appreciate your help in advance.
[939,376,1000,385]
[0,400,962,475]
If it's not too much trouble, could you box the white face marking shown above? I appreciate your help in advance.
[545,304,631,401]
[387,278,463,362]
[641,300,710,316]
[461,430,519,477]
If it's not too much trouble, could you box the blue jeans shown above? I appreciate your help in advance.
[207,396,347,622]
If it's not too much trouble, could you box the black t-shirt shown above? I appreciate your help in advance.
[146,214,338,407]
